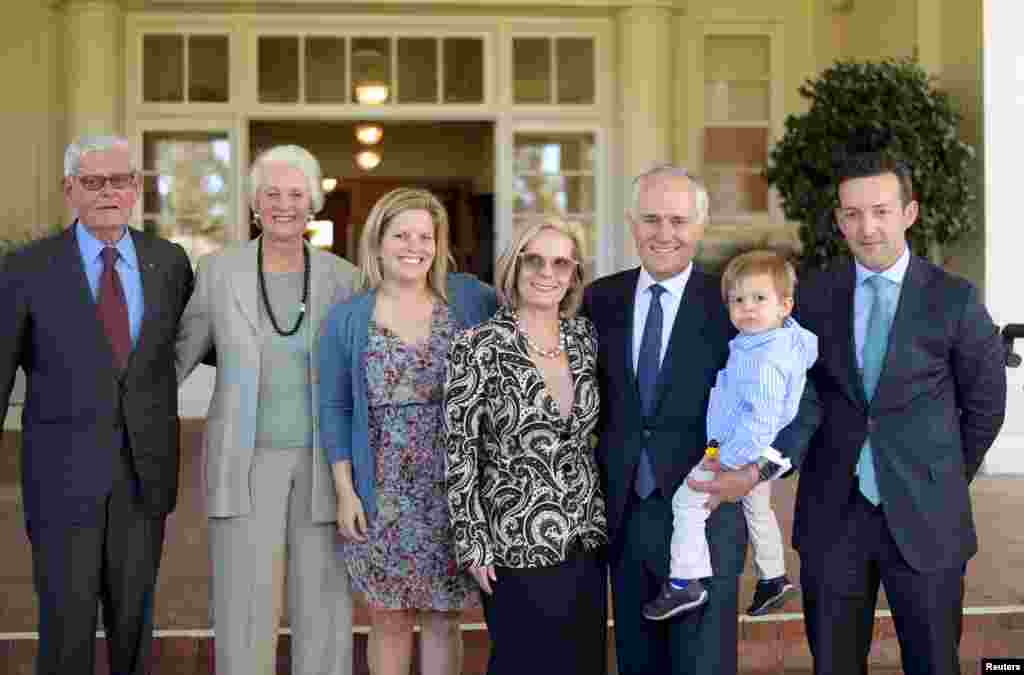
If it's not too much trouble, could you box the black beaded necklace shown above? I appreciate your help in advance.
[257,236,309,337]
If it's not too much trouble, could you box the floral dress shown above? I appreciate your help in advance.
[341,303,477,610]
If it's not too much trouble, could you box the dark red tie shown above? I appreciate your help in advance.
[98,246,131,370]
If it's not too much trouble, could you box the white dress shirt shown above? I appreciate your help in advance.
[632,264,693,374]
[853,248,910,370]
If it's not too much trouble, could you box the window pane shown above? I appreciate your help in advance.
[513,38,551,103]
[142,132,233,263]
[703,127,768,166]
[351,37,392,105]
[143,34,184,103]
[514,133,595,174]
[444,38,483,103]
[259,36,299,103]
[705,80,769,123]
[705,169,769,216]
[306,37,347,103]
[188,35,229,103]
[513,175,595,216]
[562,176,595,214]
[705,36,770,80]
[556,38,595,104]
[142,174,161,214]
[397,38,437,103]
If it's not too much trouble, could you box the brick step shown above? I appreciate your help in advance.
[3,610,1020,675]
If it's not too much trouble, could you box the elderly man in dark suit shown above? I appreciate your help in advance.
[0,135,194,675]
[583,165,787,675]
[778,151,1006,675]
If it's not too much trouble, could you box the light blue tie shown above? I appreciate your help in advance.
[635,284,665,499]
[857,275,895,506]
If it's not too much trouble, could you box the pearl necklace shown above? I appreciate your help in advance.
[516,314,565,358]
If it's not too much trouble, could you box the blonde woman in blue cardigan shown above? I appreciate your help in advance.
[319,188,496,675]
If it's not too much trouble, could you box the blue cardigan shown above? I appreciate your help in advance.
[318,273,497,521]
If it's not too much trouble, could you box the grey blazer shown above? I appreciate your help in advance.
[176,237,358,523]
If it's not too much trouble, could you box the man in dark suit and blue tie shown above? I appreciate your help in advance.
[777,151,1007,675]
[583,165,778,675]
[0,135,194,675]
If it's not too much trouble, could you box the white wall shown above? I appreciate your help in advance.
[981,0,1024,473]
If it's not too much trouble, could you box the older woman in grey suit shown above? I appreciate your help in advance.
[176,145,357,675]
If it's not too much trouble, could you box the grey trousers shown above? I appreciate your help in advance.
[209,447,353,675]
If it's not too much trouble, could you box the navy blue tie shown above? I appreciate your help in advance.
[635,284,665,498]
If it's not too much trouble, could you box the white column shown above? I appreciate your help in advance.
[982,0,1024,473]
[65,0,122,141]
[616,5,674,271]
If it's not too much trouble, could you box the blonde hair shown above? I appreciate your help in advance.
[358,187,452,300]
[720,249,797,303]
[495,215,588,317]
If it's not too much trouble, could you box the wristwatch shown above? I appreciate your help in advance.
[756,457,780,483]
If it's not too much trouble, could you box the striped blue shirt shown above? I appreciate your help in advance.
[706,316,818,468]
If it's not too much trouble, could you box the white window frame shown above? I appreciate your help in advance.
[498,120,611,278]
[686,20,785,228]
[504,29,604,111]
[126,115,248,244]
[126,13,615,274]
[243,17,496,116]
[127,16,243,115]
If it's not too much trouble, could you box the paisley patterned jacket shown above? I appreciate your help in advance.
[443,306,607,569]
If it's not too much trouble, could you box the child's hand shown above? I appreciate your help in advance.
[700,442,721,472]
[700,455,722,473]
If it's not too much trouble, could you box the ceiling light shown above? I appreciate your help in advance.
[355,83,389,105]
[356,150,382,171]
[355,124,383,145]
[321,177,338,193]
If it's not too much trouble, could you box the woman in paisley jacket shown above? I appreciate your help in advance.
[443,216,607,675]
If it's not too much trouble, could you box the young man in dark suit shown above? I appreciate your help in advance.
[0,135,194,675]
[782,151,1006,675]
[583,165,782,675]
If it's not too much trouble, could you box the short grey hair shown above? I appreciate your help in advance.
[249,144,325,213]
[64,135,134,177]
[629,163,710,225]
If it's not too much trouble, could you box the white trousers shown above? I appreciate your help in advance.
[670,467,786,580]
[209,447,354,675]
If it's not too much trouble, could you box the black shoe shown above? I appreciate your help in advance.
[747,575,797,616]
[642,579,709,621]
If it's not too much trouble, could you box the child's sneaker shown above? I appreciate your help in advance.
[642,579,708,620]
[746,575,797,616]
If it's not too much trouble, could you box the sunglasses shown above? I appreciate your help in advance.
[518,252,580,278]
[74,173,137,191]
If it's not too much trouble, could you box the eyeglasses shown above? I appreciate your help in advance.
[73,173,137,191]
[518,252,580,278]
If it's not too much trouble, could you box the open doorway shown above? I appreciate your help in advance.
[250,120,496,282]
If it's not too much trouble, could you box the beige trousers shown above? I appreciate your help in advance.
[671,468,787,580]
[209,447,353,675]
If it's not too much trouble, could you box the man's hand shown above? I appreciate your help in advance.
[688,462,759,511]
